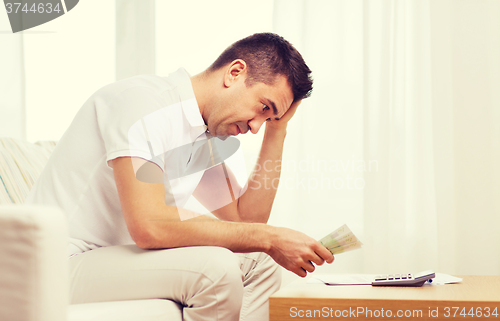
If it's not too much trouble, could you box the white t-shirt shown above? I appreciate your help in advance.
[26,68,211,256]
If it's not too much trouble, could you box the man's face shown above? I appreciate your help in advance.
[207,72,294,137]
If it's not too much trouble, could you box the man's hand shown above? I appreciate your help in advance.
[265,100,302,132]
[266,226,335,277]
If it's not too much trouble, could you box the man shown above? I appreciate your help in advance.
[27,33,334,321]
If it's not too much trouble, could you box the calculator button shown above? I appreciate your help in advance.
[375,276,387,281]
[395,274,401,279]
[401,275,407,279]
[408,274,412,279]
[388,275,394,280]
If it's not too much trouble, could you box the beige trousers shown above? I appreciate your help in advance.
[69,245,281,321]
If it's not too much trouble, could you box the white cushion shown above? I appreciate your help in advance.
[0,138,56,204]
[68,299,183,321]
[0,205,68,321]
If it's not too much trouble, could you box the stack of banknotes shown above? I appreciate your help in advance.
[318,224,363,255]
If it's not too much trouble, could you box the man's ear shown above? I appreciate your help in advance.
[224,59,247,88]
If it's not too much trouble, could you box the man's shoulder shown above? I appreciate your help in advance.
[94,69,192,106]
[97,74,171,98]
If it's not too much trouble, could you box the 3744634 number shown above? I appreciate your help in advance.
[444,307,499,318]
[5,2,62,14]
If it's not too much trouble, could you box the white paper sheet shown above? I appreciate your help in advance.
[309,274,376,285]
[431,273,463,285]
[309,272,462,286]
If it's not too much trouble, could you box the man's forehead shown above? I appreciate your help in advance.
[267,76,294,113]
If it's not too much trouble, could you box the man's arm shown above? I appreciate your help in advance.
[113,155,333,277]
[193,100,301,223]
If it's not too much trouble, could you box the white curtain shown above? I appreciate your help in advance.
[116,0,156,80]
[272,0,500,279]
[0,18,26,140]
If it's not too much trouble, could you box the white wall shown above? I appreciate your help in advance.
[18,1,115,142]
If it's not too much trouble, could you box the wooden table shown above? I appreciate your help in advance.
[270,275,500,320]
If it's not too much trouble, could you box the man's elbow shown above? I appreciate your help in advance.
[236,199,271,224]
[132,233,154,250]
[129,224,159,249]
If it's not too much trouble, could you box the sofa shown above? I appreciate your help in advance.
[0,138,183,321]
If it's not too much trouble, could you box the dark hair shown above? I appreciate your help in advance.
[208,33,313,101]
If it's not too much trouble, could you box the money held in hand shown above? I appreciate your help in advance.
[319,224,363,255]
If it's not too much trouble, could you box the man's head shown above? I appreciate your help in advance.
[195,33,312,137]
[208,33,313,103]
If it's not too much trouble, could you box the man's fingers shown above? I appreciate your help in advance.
[294,267,307,278]
[302,261,315,273]
[314,242,335,264]
[271,228,336,278]
[275,99,302,125]
[289,260,315,277]
[309,254,324,266]
[284,100,301,118]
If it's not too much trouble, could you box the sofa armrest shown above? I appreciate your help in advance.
[0,205,68,321]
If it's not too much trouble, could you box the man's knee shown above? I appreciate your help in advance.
[183,246,244,311]
[199,246,243,286]
[268,258,282,288]
[256,252,282,289]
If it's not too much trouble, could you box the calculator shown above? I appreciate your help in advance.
[372,270,435,287]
